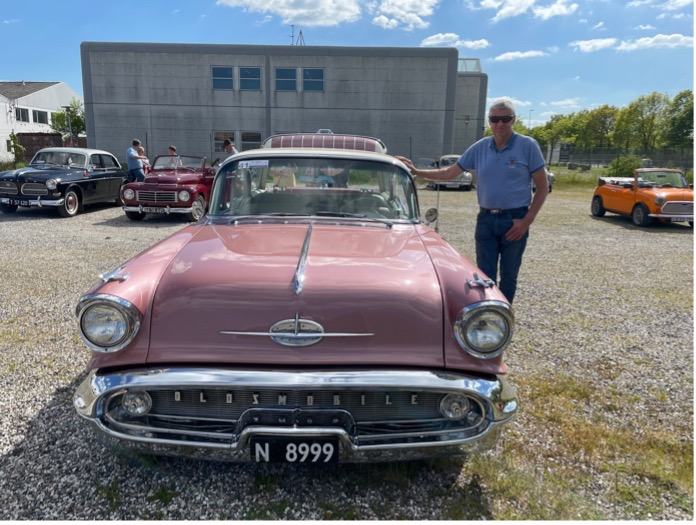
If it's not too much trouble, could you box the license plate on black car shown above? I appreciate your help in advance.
[9,199,29,206]
[250,436,339,463]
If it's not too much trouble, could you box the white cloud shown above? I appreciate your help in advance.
[2,19,19,24]
[550,98,582,108]
[420,33,491,49]
[490,0,536,22]
[636,24,656,29]
[492,50,548,61]
[569,38,618,52]
[215,0,362,27]
[591,21,605,30]
[616,33,694,50]
[533,0,578,21]
[370,0,439,30]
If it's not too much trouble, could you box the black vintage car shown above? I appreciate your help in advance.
[0,147,128,217]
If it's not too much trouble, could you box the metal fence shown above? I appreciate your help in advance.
[548,145,694,172]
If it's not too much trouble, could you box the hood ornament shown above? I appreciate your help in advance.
[220,312,374,347]
[467,272,495,289]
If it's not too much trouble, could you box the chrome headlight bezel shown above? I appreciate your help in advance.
[76,294,141,353]
[453,300,514,359]
[178,190,191,202]
[123,188,135,200]
[46,178,58,190]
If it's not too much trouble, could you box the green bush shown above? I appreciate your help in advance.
[606,156,642,177]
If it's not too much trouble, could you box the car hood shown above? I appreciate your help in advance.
[142,172,203,185]
[89,221,507,374]
[642,188,693,201]
[0,165,81,181]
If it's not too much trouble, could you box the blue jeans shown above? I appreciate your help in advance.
[475,208,529,303]
[129,168,145,182]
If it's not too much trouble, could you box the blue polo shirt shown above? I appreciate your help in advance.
[126,146,143,171]
[457,132,545,209]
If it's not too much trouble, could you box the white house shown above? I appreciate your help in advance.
[0,81,82,162]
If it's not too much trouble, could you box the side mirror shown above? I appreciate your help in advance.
[424,208,438,225]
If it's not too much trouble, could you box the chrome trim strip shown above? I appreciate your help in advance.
[648,213,693,219]
[293,223,313,295]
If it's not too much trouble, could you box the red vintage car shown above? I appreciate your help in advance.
[73,134,518,463]
[121,155,216,222]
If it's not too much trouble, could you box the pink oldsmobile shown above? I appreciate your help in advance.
[73,133,518,463]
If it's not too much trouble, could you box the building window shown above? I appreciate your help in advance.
[303,68,324,92]
[213,131,235,152]
[275,68,297,91]
[241,132,262,151]
[240,67,261,90]
[32,110,49,124]
[212,67,234,90]
[15,107,29,122]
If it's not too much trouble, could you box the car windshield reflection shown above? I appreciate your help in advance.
[210,157,418,221]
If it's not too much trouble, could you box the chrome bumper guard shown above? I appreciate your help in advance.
[74,368,518,463]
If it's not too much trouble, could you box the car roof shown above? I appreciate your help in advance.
[35,147,116,156]
[262,133,388,154]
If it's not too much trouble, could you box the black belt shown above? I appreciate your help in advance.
[479,206,528,215]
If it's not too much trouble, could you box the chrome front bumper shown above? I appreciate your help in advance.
[122,205,192,214]
[74,368,518,463]
[0,196,63,207]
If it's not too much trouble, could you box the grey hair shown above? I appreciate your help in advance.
[488,98,516,115]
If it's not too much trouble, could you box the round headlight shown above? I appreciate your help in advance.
[123,188,135,200]
[46,179,57,190]
[77,295,141,352]
[178,190,191,202]
[655,195,665,205]
[454,301,513,359]
[122,391,152,416]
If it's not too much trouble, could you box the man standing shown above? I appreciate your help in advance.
[398,98,548,303]
[223,138,238,155]
[126,139,148,182]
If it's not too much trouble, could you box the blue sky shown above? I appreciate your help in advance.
[1,0,693,126]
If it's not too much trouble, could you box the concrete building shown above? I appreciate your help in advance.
[80,42,487,164]
[0,82,82,162]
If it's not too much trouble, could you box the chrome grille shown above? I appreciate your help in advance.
[662,201,693,214]
[101,387,487,446]
[136,191,178,203]
[0,182,18,195]
[21,183,48,196]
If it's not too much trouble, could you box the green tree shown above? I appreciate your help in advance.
[9,132,26,167]
[51,98,85,146]
[663,89,694,150]
[627,92,670,150]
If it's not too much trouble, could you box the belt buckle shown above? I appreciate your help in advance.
[490,208,501,214]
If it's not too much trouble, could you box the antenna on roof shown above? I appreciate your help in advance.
[289,25,305,46]
[296,30,305,46]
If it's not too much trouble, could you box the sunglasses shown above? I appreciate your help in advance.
[488,115,515,123]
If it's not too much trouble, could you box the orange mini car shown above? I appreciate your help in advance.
[591,168,693,227]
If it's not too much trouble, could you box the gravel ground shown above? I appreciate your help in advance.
[0,187,692,520]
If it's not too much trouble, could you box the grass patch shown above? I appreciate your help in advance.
[460,372,693,519]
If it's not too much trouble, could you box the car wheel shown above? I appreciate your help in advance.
[464,186,472,192]
[632,204,653,227]
[125,211,146,221]
[0,203,18,214]
[186,195,206,222]
[591,196,606,217]
[58,189,80,217]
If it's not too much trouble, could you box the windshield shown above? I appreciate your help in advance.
[152,155,203,170]
[31,151,86,167]
[209,156,419,221]
[638,171,688,188]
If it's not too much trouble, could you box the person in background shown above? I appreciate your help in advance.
[397,97,548,304]
[126,139,148,182]
[223,138,238,156]
[137,145,150,175]
[166,145,183,168]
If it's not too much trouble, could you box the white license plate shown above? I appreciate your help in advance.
[141,207,171,213]
[250,436,338,463]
